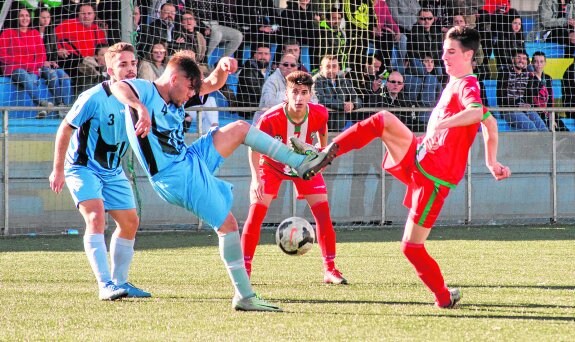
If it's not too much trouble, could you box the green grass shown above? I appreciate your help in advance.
[1,226,574,341]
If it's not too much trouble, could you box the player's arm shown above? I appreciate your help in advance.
[200,57,238,96]
[248,148,264,201]
[318,123,328,148]
[481,113,511,181]
[109,81,151,137]
[433,104,484,130]
[49,120,75,193]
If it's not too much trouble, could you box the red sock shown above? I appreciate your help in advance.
[333,112,385,156]
[241,203,268,267]
[401,241,450,306]
[310,201,336,271]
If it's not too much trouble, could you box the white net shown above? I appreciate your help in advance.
[2,0,575,234]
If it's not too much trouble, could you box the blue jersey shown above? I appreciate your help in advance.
[65,81,129,176]
[123,79,189,176]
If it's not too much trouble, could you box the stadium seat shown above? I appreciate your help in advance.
[300,46,311,71]
[483,79,497,107]
[226,73,238,95]
[0,76,54,118]
[561,118,575,131]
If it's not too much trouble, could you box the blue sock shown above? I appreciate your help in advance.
[244,125,305,168]
[83,234,111,287]
[110,234,134,286]
[219,231,254,299]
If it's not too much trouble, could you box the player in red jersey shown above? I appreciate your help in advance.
[241,71,347,285]
[294,26,511,307]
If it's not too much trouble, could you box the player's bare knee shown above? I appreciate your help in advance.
[83,212,106,233]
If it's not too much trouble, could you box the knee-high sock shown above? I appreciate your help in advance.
[310,201,337,270]
[219,231,255,299]
[401,241,450,306]
[83,234,111,287]
[333,112,385,156]
[110,233,134,285]
[244,125,305,168]
[241,203,269,268]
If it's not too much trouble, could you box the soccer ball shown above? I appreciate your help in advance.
[275,217,316,256]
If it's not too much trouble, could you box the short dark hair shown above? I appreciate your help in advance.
[286,71,313,90]
[532,50,546,62]
[445,26,480,54]
[168,50,202,94]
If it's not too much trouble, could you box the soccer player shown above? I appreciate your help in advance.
[49,42,152,300]
[110,51,338,312]
[294,26,511,308]
[241,71,346,284]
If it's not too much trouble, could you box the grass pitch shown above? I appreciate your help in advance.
[1,226,574,341]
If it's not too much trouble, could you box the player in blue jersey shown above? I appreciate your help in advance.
[49,43,152,301]
[110,51,338,312]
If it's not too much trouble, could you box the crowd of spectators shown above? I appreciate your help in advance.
[2,0,575,131]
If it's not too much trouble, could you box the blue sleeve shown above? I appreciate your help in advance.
[66,87,100,128]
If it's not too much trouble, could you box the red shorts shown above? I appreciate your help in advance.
[260,164,327,199]
[383,135,451,228]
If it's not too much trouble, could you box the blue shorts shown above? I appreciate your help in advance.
[65,165,136,210]
[150,128,233,229]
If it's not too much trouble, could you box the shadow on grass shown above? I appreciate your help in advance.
[0,225,574,252]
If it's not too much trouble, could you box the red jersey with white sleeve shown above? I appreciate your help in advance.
[416,75,483,185]
[256,102,329,176]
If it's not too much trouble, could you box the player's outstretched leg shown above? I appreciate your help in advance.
[243,125,337,180]
[332,111,386,156]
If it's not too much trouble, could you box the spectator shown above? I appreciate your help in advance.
[373,0,401,72]
[55,3,107,85]
[236,0,280,56]
[190,0,243,61]
[0,6,53,118]
[186,65,219,132]
[561,53,575,118]
[367,70,424,132]
[256,53,318,122]
[495,15,525,72]
[132,3,142,48]
[37,7,73,111]
[537,0,575,45]
[76,43,110,93]
[148,0,188,23]
[386,0,421,73]
[272,39,309,73]
[478,0,519,63]
[497,50,548,131]
[318,6,348,69]
[138,42,168,81]
[138,2,185,58]
[312,55,363,131]
[279,0,321,70]
[407,8,444,72]
[97,0,122,44]
[420,0,452,34]
[180,10,207,63]
[341,0,375,89]
[360,52,386,105]
[527,51,568,131]
[403,54,443,124]
[236,43,272,118]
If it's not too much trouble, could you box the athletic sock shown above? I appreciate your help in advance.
[333,112,385,156]
[83,233,111,287]
[310,201,337,271]
[241,203,269,276]
[110,233,135,285]
[219,231,255,299]
[401,241,451,306]
[244,125,305,168]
